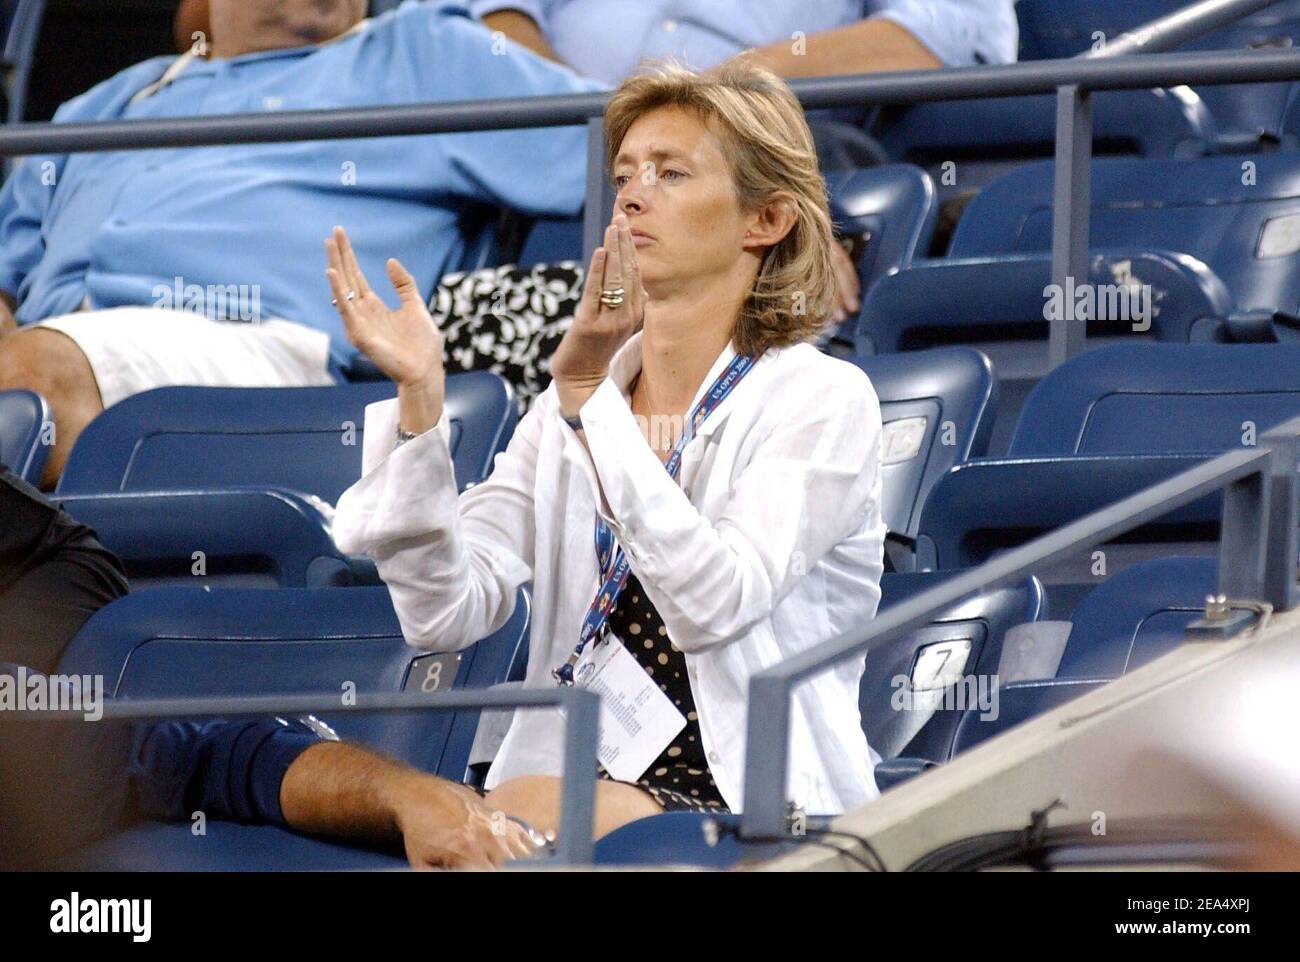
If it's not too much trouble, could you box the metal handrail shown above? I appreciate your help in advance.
[1,686,602,865]
[1087,0,1282,58]
[0,48,1296,156]
[738,415,1300,841]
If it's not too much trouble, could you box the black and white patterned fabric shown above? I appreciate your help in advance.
[597,571,729,814]
[429,261,584,414]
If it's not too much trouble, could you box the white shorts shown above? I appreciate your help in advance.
[37,308,336,410]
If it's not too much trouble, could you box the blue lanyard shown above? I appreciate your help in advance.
[554,352,760,685]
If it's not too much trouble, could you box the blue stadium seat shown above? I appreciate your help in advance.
[60,488,365,588]
[878,0,1224,197]
[1055,557,1215,678]
[917,344,1300,571]
[856,249,1234,354]
[1017,0,1300,144]
[1015,0,1185,60]
[875,91,1214,200]
[64,821,408,872]
[58,585,531,782]
[918,452,1209,572]
[879,556,1214,787]
[823,164,937,344]
[594,812,747,867]
[79,807,740,872]
[864,572,1045,765]
[452,204,515,274]
[857,150,1300,355]
[516,215,584,268]
[54,373,516,587]
[948,152,1300,327]
[1005,343,1300,457]
[952,556,1214,753]
[0,388,50,483]
[58,373,513,498]
[1179,8,1300,145]
[848,348,997,553]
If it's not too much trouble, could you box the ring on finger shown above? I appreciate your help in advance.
[599,287,626,308]
[345,290,357,302]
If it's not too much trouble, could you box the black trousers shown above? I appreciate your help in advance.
[0,465,132,865]
[0,465,128,673]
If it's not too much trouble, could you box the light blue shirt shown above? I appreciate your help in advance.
[0,1,603,369]
[468,0,1020,84]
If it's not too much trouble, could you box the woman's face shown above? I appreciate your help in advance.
[611,105,760,296]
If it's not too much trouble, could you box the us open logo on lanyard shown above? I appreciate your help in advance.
[552,352,760,687]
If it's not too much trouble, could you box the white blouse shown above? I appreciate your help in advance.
[333,332,886,814]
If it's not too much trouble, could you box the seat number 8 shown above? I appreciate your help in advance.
[404,653,461,695]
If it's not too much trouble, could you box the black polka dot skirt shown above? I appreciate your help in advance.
[596,572,729,814]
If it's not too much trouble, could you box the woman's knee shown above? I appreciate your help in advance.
[484,775,663,840]
[484,775,562,835]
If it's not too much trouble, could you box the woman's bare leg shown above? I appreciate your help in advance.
[484,775,663,840]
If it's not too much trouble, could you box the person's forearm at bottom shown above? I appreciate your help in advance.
[740,19,942,79]
[276,741,533,869]
[278,741,459,840]
[482,10,564,64]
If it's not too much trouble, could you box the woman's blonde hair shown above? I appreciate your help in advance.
[604,60,838,355]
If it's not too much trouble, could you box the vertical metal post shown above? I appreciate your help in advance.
[1050,85,1093,369]
[740,675,792,842]
[582,116,612,264]
[1218,468,1270,600]
[552,688,600,865]
[1261,423,1299,611]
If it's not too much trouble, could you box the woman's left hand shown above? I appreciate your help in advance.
[549,212,646,417]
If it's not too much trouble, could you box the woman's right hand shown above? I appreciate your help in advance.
[326,225,443,387]
[326,225,446,433]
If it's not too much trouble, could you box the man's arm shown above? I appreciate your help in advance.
[279,740,537,870]
[740,17,941,79]
[133,717,536,869]
[481,9,564,64]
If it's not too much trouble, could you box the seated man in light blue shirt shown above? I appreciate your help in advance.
[0,0,601,487]
[473,0,1020,82]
